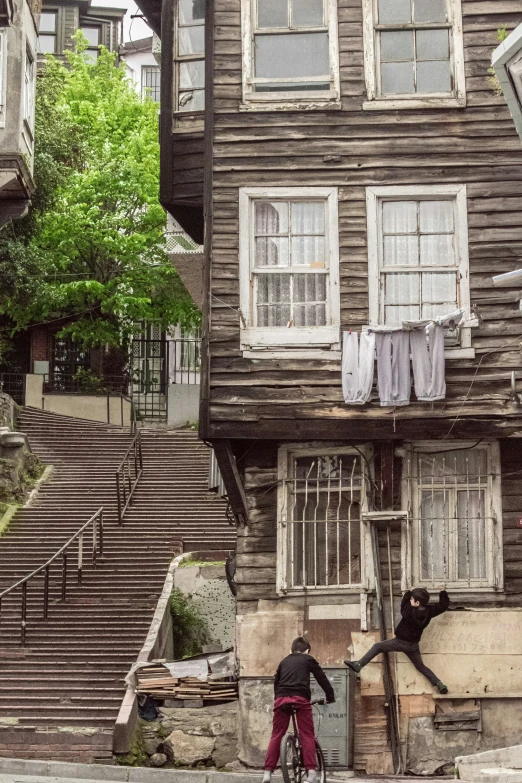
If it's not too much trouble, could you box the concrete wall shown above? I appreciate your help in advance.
[174,558,235,650]
[25,374,131,426]
[167,384,199,428]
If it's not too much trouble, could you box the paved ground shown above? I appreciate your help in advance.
[0,773,446,783]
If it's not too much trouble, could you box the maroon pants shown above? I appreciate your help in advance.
[264,696,317,772]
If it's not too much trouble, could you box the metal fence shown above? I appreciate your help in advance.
[0,373,26,405]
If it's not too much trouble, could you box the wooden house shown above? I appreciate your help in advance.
[137,0,522,773]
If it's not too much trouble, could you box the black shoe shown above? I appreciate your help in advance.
[344,660,362,673]
[436,680,448,694]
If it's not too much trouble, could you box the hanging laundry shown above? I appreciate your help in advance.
[409,322,446,402]
[375,330,411,407]
[342,331,376,405]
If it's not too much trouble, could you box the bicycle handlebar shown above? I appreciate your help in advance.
[311,698,326,706]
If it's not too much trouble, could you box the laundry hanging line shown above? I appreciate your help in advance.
[342,309,466,408]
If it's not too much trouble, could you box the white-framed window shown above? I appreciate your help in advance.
[38,10,57,54]
[174,0,205,120]
[239,187,340,354]
[241,0,340,109]
[142,65,161,102]
[366,184,472,354]
[81,26,101,61]
[277,445,372,594]
[362,0,466,110]
[23,45,35,132]
[401,441,503,591]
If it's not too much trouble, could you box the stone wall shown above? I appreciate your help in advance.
[0,393,16,431]
[138,703,237,769]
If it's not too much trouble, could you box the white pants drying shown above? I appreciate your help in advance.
[409,322,446,401]
[342,331,375,405]
[375,331,411,407]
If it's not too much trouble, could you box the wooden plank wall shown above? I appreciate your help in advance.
[207,0,522,438]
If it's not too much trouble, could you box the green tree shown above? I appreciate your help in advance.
[0,35,199,351]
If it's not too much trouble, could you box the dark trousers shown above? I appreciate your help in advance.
[359,637,440,686]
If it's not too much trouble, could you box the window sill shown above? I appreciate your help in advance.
[279,586,363,597]
[445,347,475,359]
[363,96,466,111]
[240,100,341,112]
[243,349,342,360]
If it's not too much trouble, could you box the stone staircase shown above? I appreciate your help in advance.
[0,407,234,762]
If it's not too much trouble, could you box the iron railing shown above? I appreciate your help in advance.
[116,432,143,523]
[0,507,104,645]
[43,374,128,395]
[169,339,201,385]
[0,373,26,405]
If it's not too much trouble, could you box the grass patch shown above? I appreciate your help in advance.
[179,557,225,568]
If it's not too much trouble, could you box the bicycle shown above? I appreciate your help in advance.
[280,698,326,783]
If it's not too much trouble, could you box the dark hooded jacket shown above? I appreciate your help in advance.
[394,590,450,643]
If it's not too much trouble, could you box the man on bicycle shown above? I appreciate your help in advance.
[262,636,335,783]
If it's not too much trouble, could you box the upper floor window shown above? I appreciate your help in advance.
[239,187,340,355]
[142,65,160,102]
[362,0,465,110]
[241,0,340,108]
[175,0,205,115]
[23,47,35,132]
[366,184,472,355]
[277,446,370,593]
[38,11,57,54]
[402,441,502,591]
[81,26,101,61]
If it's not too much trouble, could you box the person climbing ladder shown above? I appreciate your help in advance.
[345,587,450,694]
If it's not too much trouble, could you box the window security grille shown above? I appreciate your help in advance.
[141,65,160,102]
[284,454,364,589]
[404,446,499,588]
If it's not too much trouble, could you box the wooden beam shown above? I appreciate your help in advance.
[212,439,249,527]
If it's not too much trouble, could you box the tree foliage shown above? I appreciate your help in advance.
[0,36,199,349]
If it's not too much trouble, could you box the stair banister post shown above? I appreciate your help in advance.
[99,509,104,558]
[116,471,122,524]
[61,551,67,602]
[92,515,98,567]
[78,533,83,584]
[43,565,50,618]
[21,581,27,646]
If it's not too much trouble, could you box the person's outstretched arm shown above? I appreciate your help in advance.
[430,590,450,617]
[400,590,413,617]
[310,659,335,703]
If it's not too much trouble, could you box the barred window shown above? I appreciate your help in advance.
[403,442,503,590]
[142,65,160,102]
[278,449,369,592]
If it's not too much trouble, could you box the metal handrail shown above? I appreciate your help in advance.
[0,507,104,645]
[116,431,143,523]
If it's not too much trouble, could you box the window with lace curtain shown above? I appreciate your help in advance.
[239,187,340,354]
[366,184,473,356]
[402,442,503,591]
[277,447,371,593]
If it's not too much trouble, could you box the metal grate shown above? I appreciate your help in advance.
[141,65,160,102]
[285,453,364,589]
[404,446,497,588]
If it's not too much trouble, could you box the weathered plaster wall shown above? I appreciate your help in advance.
[174,562,235,650]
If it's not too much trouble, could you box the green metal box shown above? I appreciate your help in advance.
[311,667,355,769]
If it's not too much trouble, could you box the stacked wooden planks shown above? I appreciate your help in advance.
[136,665,238,703]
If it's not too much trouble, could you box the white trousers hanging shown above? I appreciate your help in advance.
[375,330,411,407]
[342,331,375,405]
[409,322,446,401]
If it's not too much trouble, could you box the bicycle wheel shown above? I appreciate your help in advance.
[315,741,326,783]
[280,734,302,783]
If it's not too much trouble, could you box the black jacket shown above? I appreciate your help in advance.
[395,590,450,643]
[274,653,335,703]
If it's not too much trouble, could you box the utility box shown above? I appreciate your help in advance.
[311,667,355,769]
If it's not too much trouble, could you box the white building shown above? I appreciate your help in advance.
[120,35,160,102]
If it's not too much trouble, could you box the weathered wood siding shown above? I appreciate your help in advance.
[205,0,522,440]
[235,440,522,610]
